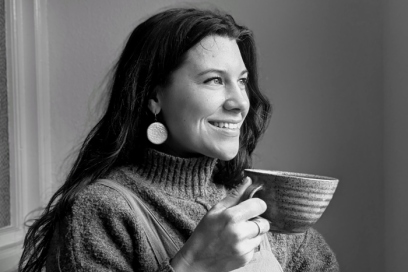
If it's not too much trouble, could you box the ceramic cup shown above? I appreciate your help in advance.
[243,169,339,234]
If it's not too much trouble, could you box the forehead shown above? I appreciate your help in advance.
[182,35,246,71]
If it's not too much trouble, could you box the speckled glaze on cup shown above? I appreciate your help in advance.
[244,170,339,234]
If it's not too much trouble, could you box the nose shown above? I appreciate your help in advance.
[223,83,250,113]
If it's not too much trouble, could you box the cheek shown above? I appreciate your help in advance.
[178,96,218,123]
[162,98,199,134]
[160,87,223,134]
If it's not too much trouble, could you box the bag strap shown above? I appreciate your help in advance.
[96,179,179,263]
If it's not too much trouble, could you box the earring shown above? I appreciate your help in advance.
[147,113,168,145]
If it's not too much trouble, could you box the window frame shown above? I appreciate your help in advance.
[0,0,52,270]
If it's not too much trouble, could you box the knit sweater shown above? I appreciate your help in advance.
[46,149,339,271]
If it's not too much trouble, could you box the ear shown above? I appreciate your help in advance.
[147,89,162,115]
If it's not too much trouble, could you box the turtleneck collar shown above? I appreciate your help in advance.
[130,148,218,199]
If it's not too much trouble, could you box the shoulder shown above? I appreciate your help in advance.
[49,181,150,271]
[66,181,142,253]
[71,181,134,221]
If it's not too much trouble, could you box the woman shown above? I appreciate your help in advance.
[19,8,339,272]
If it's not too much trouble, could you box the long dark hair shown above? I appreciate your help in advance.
[19,7,271,271]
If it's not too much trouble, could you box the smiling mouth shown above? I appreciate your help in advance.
[209,121,241,130]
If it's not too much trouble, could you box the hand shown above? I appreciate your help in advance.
[171,177,270,272]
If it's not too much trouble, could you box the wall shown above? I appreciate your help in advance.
[46,0,385,271]
[242,1,385,271]
[383,1,408,271]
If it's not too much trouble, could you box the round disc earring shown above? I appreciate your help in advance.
[147,113,168,145]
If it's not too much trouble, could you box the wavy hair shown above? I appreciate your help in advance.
[19,7,271,271]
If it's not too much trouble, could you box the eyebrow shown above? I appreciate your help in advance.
[197,69,248,77]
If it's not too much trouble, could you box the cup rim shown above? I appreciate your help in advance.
[244,169,338,182]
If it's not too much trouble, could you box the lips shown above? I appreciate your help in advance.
[208,120,242,131]
[211,122,239,129]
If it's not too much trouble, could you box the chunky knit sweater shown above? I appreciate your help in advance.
[46,149,339,271]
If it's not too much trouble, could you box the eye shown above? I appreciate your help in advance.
[204,77,224,85]
[238,77,248,86]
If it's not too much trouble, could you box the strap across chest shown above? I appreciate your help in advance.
[96,179,283,272]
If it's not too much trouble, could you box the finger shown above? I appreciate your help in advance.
[239,233,263,256]
[226,197,267,222]
[214,177,252,210]
[223,236,263,271]
[247,217,270,238]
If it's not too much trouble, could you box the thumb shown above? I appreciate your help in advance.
[216,177,252,210]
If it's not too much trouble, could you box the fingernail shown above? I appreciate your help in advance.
[243,176,251,185]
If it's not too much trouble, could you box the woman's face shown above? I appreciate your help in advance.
[152,35,250,160]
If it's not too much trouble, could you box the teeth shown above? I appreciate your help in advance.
[212,122,239,129]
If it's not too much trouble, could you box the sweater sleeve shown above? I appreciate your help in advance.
[289,228,340,272]
[49,184,176,272]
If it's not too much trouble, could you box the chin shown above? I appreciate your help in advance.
[212,148,239,161]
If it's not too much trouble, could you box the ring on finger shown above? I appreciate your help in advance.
[252,219,261,237]
[251,218,268,237]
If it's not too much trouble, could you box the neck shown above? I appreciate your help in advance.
[131,148,218,199]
